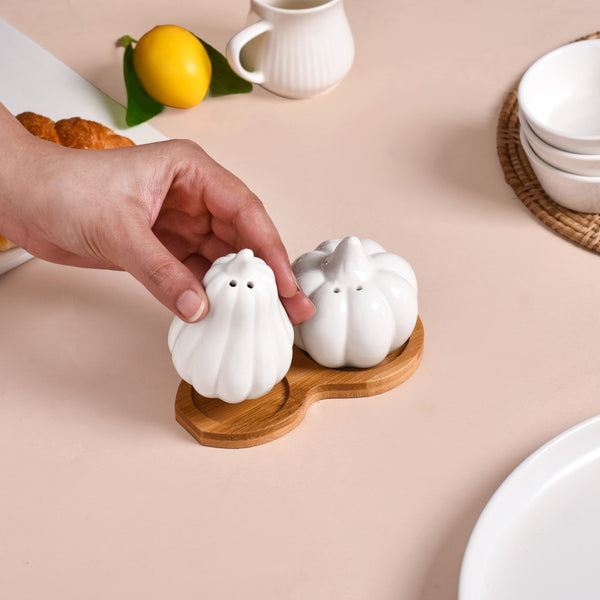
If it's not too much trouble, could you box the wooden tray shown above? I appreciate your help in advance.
[174,317,424,448]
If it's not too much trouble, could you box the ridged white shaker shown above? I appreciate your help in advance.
[168,249,294,404]
[293,237,418,368]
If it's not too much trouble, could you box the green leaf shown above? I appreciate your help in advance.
[198,37,253,97]
[122,42,164,127]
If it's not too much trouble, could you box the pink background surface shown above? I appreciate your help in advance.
[2,1,600,598]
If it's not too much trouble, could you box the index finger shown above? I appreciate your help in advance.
[195,159,297,297]
[172,144,315,322]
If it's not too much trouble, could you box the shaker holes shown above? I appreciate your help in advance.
[229,279,255,288]
[332,285,363,293]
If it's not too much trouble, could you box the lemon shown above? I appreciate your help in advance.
[133,25,212,109]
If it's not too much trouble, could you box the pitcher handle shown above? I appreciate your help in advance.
[226,20,272,85]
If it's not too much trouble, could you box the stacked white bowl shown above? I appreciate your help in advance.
[518,39,600,213]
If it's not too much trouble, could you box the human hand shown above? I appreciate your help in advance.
[0,106,314,324]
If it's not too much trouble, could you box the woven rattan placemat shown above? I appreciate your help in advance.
[497,31,600,254]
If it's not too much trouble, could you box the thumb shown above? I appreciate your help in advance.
[115,228,208,322]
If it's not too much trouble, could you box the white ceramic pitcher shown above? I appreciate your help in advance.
[226,0,354,99]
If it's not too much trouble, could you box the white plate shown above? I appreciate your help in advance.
[0,248,34,275]
[459,414,600,600]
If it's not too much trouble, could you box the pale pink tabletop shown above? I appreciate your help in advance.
[2,1,600,598]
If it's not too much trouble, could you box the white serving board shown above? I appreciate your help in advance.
[0,18,166,144]
[0,248,34,276]
[459,414,600,600]
[0,19,167,274]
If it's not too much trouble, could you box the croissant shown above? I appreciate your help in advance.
[16,112,134,149]
[0,112,135,251]
[0,236,17,251]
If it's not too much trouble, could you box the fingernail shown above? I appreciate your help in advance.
[176,289,205,322]
[285,273,301,297]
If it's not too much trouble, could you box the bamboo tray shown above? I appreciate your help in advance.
[175,316,424,448]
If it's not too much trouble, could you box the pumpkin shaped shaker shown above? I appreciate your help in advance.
[168,249,294,403]
[292,237,418,368]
